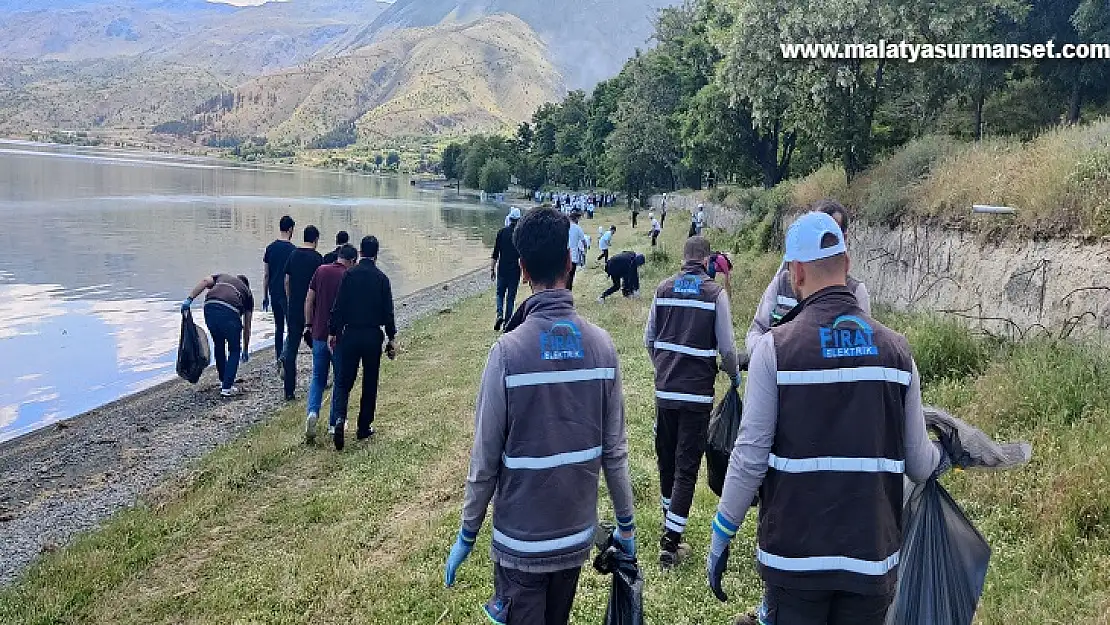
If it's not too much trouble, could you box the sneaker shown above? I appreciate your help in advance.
[327,425,336,436]
[333,421,345,451]
[305,412,318,443]
[220,386,241,398]
[597,296,605,304]
[494,316,503,332]
[659,542,691,571]
[356,426,375,441]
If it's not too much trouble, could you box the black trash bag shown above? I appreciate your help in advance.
[887,477,991,625]
[593,524,644,625]
[705,387,742,497]
[176,309,211,384]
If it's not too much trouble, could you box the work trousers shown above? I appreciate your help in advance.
[496,271,521,320]
[204,304,242,391]
[761,585,893,625]
[270,295,286,361]
[566,264,578,291]
[282,314,306,397]
[601,275,624,299]
[655,405,710,549]
[484,563,582,625]
[598,248,610,264]
[651,230,660,246]
[333,328,384,437]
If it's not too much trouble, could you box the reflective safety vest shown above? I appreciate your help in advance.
[770,267,863,326]
[760,286,912,595]
[650,263,722,409]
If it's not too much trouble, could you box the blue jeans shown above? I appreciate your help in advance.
[204,303,242,391]
[307,339,342,426]
[496,272,521,320]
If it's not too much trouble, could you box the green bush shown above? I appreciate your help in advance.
[856,135,955,224]
[882,312,994,383]
[732,183,794,254]
[479,158,511,194]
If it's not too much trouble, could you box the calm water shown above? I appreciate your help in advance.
[0,141,503,443]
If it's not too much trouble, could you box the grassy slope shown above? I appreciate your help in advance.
[2,209,1108,624]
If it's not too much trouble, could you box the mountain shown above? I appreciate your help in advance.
[325,0,679,90]
[187,14,564,141]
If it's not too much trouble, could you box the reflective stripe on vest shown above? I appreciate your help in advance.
[768,454,905,474]
[505,367,616,388]
[777,367,912,386]
[493,526,595,554]
[757,547,901,576]
[655,390,714,404]
[503,446,602,470]
[656,297,716,311]
[653,341,718,358]
[777,295,798,308]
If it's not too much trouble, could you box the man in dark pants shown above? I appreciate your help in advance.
[597,251,645,302]
[182,273,254,398]
[282,225,323,401]
[644,235,740,570]
[322,230,349,265]
[443,207,636,625]
[491,207,522,331]
[263,215,296,364]
[707,212,943,625]
[328,236,397,451]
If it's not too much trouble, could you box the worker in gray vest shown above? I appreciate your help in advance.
[707,211,943,625]
[444,207,636,625]
[745,200,870,355]
[645,235,741,570]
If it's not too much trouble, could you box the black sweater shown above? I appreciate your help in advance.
[329,259,396,339]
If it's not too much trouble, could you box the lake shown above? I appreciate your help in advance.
[0,141,503,443]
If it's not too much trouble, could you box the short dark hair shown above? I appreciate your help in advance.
[512,207,570,287]
[336,230,349,246]
[339,244,358,261]
[360,235,380,258]
[610,226,617,232]
[684,236,711,261]
[304,225,320,243]
[279,215,295,232]
[813,199,850,234]
[236,274,250,288]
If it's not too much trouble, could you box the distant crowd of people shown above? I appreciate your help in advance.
[182,215,397,451]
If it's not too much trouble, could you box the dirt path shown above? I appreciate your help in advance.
[0,269,490,586]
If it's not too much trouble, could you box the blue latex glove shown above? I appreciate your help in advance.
[614,515,636,557]
[241,352,250,364]
[180,297,193,313]
[707,512,738,602]
[730,373,742,389]
[444,528,477,587]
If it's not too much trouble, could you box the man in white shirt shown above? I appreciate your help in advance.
[650,213,662,246]
[598,225,616,265]
[566,210,588,291]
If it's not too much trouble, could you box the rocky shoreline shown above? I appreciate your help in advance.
[0,268,491,586]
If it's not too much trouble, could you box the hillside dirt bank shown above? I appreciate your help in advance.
[0,269,490,586]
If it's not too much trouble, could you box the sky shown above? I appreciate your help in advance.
[207,0,396,5]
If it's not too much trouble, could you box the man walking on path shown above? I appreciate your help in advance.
[597,225,615,265]
[263,215,296,364]
[745,200,871,355]
[302,244,356,443]
[492,208,522,332]
[182,273,254,398]
[322,230,349,265]
[650,212,662,246]
[566,209,588,292]
[598,250,644,301]
[645,235,741,570]
[443,207,637,625]
[328,236,397,451]
[707,212,942,625]
[282,225,323,401]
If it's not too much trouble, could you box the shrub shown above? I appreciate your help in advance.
[479,158,510,194]
[887,313,995,384]
[791,164,847,209]
[854,135,956,224]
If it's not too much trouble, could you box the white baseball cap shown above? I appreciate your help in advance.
[784,211,847,263]
[508,207,522,220]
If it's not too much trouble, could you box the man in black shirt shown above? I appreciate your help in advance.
[282,225,323,400]
[263,215,296,363]
[322,230,350,265]
[491,208,522,332]
[598,251,646,301]
[328,235,397,450]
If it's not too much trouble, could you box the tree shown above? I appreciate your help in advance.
[374,153,384,169]
[441,143,463,179]
[386,152,401,170]
[479,158,511,194]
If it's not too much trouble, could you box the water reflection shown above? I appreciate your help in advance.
[0,141,503,442]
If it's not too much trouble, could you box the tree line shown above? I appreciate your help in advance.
[443,0,1110,199]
